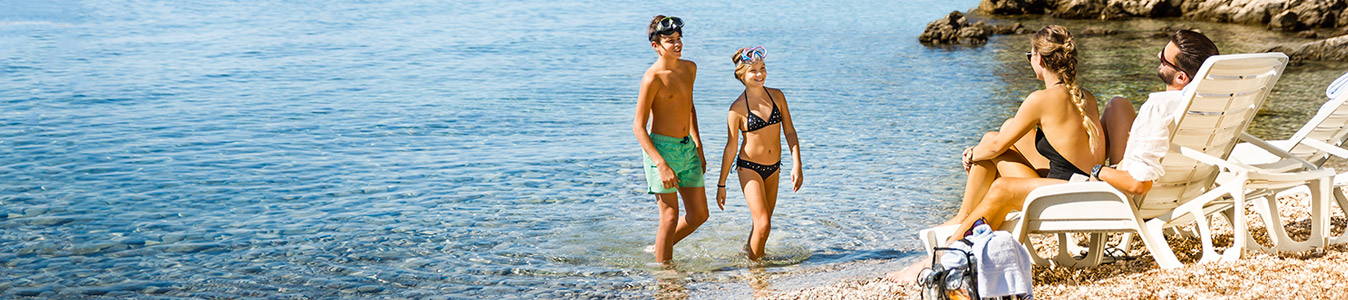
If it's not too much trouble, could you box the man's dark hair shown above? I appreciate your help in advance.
[1170,30,1220,78]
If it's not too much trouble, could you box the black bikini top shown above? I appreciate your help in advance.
[744,88,781,132]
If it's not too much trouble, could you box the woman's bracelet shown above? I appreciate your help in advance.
[717,184,726,188]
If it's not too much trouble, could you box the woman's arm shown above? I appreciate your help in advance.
[774,89,803,192]
[634,74,678,189]
[970,93,1046,162]
[716,105,742,210]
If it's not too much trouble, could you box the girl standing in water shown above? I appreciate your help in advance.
[714,46,804,261]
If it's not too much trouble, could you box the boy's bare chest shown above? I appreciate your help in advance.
[655,74,693,103]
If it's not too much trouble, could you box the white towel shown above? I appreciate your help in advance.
[1329,71,1348,100]
[940,224,1034,298]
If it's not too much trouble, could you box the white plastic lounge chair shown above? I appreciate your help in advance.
[1007,53,1289,269]
[1226,72,1348,250]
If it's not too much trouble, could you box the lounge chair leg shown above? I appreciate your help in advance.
[1192,206,1222,264]
[1249,195,1282,252]
[1333,185,1348,244]
[1223,186,1249,262]
[1142,220,1183,269]
[1019,233,1052,267]
[1115,232,1136,253]
[1309,177,1331,248]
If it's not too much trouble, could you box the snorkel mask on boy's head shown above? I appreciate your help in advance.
[736,46,766,65]
[648,16,683,42]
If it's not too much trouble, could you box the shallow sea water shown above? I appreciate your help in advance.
[1,0,1345,298]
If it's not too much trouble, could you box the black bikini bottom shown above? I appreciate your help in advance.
[737,158,781,179]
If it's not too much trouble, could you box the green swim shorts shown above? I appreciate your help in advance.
[642,133,705,194]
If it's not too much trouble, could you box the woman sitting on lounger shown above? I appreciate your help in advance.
[891,24,1107,282]
[940,25,1107,233]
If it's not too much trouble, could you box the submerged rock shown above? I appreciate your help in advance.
[1264,34,1348,61]
[1080,27,1118,36]
[1287,34,1348,61]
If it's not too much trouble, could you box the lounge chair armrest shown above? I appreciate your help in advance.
[1239,132,1317,169]
[1298,138,1348,159]
[1176,146,1250,174]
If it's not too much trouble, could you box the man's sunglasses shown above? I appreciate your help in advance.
[739,46,765,64]
[1159,46,1187,77]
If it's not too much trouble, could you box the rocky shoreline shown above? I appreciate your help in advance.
[921,0,1348,61]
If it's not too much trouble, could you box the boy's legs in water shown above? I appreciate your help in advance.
[651,188,709,263]
[674,187,709,245]
[653,193,681,263]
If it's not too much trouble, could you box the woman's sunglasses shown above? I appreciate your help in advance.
[739,46,766,64]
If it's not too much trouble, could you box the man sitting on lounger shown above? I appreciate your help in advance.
[1094,29,1220,196]
[888,29,1221,283]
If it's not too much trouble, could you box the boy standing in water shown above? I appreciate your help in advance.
[634,15,709,264]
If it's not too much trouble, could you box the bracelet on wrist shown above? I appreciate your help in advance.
[717,184,726,188]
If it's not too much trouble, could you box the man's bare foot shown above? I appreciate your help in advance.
[885,264,927,284]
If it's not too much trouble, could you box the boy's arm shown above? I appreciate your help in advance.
[635,74,678,188]
[686,62,705,173]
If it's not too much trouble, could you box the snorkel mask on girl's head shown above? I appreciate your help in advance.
[738,46,766,65]
[649,16,683,41]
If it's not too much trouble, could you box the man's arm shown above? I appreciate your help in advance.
[1097,166,1152,195]
[1097,91,1181,196]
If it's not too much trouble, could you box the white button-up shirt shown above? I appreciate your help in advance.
[1116,90,1186,182]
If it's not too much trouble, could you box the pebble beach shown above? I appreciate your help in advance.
[759,188,1348,299]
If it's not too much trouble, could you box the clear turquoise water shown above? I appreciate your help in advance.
[2,0,1345,298]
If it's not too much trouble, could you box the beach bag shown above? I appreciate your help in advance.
[920,225,1034,300]
[918,243,980,300]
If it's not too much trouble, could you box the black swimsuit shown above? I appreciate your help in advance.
[1035,129,1089,180]
[737,88,783,179]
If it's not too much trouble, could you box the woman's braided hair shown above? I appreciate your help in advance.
[1032,25,1099,149]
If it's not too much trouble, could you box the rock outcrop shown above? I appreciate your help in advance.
[920,11,1006,45]
[919,11,1030,45]
[1264,34,1348,61]
[967,0,1348,60]
[977,0,1346,31]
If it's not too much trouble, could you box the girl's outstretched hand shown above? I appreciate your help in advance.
[715,186,726,210]
[791,165,803,192]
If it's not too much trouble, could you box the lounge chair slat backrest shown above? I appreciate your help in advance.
[1283,91,1348,166]
[1136,53,1289,219]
